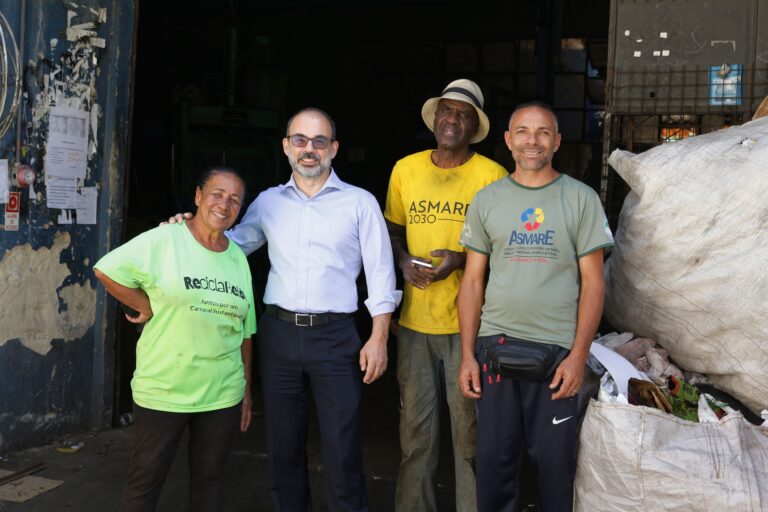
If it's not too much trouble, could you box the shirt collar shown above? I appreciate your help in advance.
[283,168,347,196]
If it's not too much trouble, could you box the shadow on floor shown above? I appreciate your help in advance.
[0,367,463,511]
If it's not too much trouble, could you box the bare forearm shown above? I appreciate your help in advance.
[241,338,253,391]
[458,276,484,358]
[458,250,488,399]
[571,279,604,360]
[386,220,410,268]
[571,251,606,361]
[360,313,391,384]
[239,337,254,431]
[370,313,392,345]
[94,269,152,314]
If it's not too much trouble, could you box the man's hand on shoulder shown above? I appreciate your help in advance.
[161,212,193,226]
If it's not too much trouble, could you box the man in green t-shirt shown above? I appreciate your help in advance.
[458,102,613,512]
[384,79,507,512]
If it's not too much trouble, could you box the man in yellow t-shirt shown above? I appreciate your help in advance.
[384,79,508,512]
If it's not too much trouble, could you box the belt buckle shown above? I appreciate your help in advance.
[294,313,314,327]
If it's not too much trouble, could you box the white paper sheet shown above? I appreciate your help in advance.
[45,106,89,180]
[589,342,647,399]
[46,175,77,209]
[0,159,8,203]
[56,187,98,224]
[75,186,97,224]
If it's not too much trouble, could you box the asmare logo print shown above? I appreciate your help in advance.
[521,207,545,232]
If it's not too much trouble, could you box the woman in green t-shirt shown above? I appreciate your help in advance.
[94,167,257,512]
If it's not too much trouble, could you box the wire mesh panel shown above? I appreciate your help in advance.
[601,0,768,228]
[600,65,768,229]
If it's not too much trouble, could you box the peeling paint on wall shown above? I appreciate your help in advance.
[0,232,95,355]
[25,3,106,199]
[0,0,136,453]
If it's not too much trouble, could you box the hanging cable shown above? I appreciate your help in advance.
[0,8,22,140]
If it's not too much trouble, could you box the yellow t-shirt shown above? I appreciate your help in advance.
[384,150,508,334]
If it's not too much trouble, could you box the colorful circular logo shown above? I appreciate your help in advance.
[521,207,544,231]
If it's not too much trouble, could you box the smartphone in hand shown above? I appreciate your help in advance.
[411,259,434,269]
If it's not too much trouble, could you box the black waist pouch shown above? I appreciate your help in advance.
[489,336,568,381]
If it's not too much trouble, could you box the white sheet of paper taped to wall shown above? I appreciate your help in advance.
[660,32,668,39]
[46,106,89,180]
[662,50,670,57]
[653,50,661,57]
[46,176,77,209]
[75,186,97,224]
[624,30,630,36]
[633,51,642,57]
[0,159,8,203]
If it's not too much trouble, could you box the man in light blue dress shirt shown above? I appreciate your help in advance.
[228,107,402,511]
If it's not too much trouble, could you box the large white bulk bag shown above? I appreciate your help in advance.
[604,117,768,413]
[574,401,768,511]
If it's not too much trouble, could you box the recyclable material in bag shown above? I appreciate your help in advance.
[574,401,768,511]
[604,116,768,413]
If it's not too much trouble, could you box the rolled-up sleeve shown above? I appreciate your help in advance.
[358,194,402,316]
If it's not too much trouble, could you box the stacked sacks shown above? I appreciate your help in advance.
[604,116,768,414]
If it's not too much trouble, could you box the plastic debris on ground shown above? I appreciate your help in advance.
[55,441,84,454]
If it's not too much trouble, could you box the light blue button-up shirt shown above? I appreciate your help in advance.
[227,170,402,316]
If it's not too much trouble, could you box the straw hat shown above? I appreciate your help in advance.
[421,78,490,144]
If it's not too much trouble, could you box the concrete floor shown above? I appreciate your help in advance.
[0,370,461,512]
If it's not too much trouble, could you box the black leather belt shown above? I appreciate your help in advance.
[264,304,352,327]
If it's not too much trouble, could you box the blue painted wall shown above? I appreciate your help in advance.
[0,0,135,452]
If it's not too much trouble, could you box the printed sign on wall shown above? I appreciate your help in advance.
[5,191,20,231]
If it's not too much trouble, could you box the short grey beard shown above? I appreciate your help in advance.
[290,154,331,178]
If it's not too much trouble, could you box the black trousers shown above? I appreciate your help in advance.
[258,313,367,512]
[119,402,240,512]
[475,336,579,512]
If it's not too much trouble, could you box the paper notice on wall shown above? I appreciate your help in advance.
[45,106,89,179]
[56,187,97,224]
[0,159,8,203]
[76,186,97,224]
[46,175,77,209]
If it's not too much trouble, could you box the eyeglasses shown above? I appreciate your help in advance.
[286,134,335,150]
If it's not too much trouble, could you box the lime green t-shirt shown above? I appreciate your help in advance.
[460,174,614,348]
[94,224,257,413]
[385,150,508,334]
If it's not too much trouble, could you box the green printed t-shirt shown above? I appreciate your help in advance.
[460,174,614,348]
[384,150,507,334]
[94,223,257,413]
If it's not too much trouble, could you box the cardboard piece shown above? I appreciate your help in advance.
[0,469,63,503]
